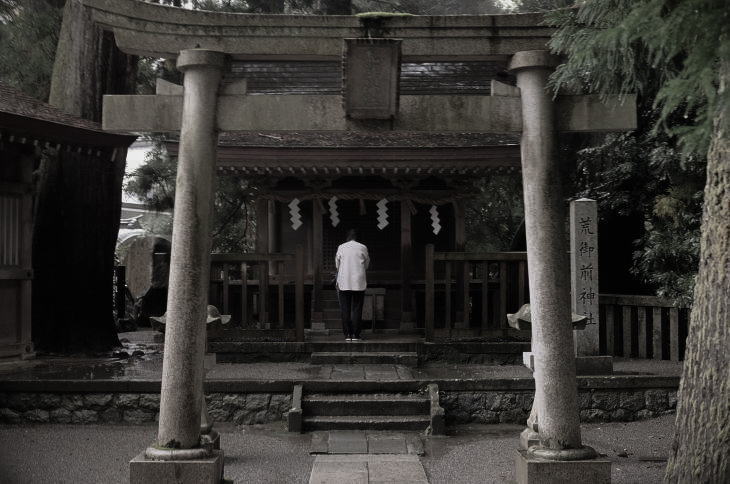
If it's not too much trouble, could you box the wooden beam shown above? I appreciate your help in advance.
[425,244,435,342]
[311,199,324,324]
[400,200,414,328]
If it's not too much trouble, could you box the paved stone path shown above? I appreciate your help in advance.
[309,454,429,484]
[308,431,429,483]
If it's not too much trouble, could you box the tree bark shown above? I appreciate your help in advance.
[37,0,137,352]
[32,148,127,353]
[664,61,729,483]
[49,0,137,121]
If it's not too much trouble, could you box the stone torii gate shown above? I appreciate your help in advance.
[58,1,636,482]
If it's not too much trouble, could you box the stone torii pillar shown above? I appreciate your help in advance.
[130,49,225,483]
[509,50,609,482]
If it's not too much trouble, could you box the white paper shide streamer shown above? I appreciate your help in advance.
[289,198,302,230]
[328,197,340,227]
[376,198,389,230]
[430,205,441,234]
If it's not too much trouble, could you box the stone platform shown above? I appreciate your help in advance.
[0,339,682,428]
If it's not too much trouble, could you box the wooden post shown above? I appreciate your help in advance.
[669,307,679,361]
[480,261,489,333]
[277,260,284,327]
[240,262,248,326]
[622,305,632,357]
[453,201,467,327]
[425,244,435,341]
[499,261,508,329]
[605,305,615,355]
[295,245,305,341]
[222,263,230,314]
[638,307,647,358]
[268,200,277,275]
[652,307,663,360]
[256,198,269,255]
[311,199,324,326]
[255,198,270,328]
[461,260,470,329]
[400,200,414,330]
[259,261,269,328]
[444,262,452,331]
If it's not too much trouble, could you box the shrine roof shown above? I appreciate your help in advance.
[216,131,519,148]
[0,83,136,150]
[166,132,520,177]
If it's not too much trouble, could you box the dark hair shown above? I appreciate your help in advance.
[346,229,358,241]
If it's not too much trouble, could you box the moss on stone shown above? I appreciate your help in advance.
[356,12,415,19]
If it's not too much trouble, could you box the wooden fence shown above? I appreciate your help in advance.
[424,244,529,341]
[599,294,688,361]
[209,246,305,340]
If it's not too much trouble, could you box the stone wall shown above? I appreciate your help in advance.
[0,393,291,425]
[440,388,677,425]
[0,389,675,426]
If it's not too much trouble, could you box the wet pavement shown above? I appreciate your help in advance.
[0,329,682,383]
[0,353,683,383]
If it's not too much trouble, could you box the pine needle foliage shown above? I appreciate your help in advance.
[548,0,730,154]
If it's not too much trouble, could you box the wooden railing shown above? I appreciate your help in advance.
[424,244,529,341]
[209,246,305,340]
[599,294,688,361]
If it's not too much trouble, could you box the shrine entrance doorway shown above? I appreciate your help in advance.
[322,199,401,277]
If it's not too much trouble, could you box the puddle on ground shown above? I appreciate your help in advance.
[0,353,164,381]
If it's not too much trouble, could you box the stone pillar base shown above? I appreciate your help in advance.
[515,449,611,484]
[520,428,539,450]
[130,450,224,484]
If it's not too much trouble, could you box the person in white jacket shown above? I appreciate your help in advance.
[335,229,370,341]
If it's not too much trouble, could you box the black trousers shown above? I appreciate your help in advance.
[338,290,365,338]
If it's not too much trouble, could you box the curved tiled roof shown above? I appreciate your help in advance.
[0,82,102,132]
[0,82,136,149]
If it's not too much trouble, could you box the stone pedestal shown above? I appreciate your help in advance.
[515,450,611,484]
[130,451,224,484]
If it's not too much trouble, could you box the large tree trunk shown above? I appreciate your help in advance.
[35,0,137,352]
[664,61,729,482]
[49,0,137,121]
[32,148,128,353]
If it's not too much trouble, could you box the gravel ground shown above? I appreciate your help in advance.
[0,415,675,483]
[421,414,675,484]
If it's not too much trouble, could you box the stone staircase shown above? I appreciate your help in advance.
[288,380,444,434]
[320,289,342,331]
[309,339,419,367]
[302,392,431,431]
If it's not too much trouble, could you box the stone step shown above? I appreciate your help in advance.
[323,309,342,319]
[303,415,431,431]
[310,342,418,353]
[303,393,429,416]
[311,352,418,366]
